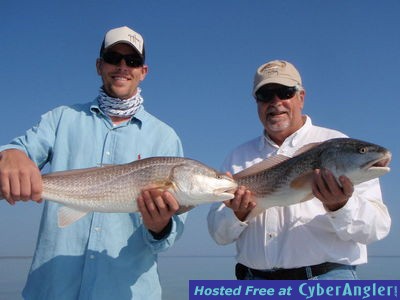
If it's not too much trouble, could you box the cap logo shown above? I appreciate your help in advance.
[128,33,143,52]
[260,65,280,78]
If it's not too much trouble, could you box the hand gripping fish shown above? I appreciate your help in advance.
[18,157,237,227]
[233,138,392,220]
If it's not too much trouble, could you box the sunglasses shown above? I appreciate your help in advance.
[255,86,298,103]
[102,51,144,68]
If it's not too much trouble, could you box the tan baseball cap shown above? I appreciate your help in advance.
[100,26,145,61]
[253,60,302,96]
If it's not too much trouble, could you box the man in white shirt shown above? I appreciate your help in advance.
[207,60,391,280]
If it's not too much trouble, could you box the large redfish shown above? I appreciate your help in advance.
[233,138,391,219]
[36,157,237,227]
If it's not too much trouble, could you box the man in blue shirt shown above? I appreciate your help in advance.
[0,26,186,299]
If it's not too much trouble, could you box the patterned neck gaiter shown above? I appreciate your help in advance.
[97,87,144,117]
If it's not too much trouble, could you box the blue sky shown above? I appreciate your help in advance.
[0,0,399,260]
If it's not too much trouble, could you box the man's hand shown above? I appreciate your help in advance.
[222,172,256,221]
[224,185,256,221]
[312,168,354,211]
[0,149,42,205]
[137,189,179,235]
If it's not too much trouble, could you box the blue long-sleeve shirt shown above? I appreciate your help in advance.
[0,100,186,300]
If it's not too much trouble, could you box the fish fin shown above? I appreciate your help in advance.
[290,171,315,190]
[293,142,322,156]
[299,192,314,203]
[58,206,89,228]
[233,155,290,179]
[176,205,195,214]
[43,165,116,178]
[141,181,174,191]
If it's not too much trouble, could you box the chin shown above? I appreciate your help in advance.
[266,122,290,132]
[109,90,131,100]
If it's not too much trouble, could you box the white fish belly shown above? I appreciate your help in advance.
[256,187,313,210]
[42,190,139,213]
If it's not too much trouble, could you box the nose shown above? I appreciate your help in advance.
[117,62,126,69]
[116,57,129,69]
[115,64,129,73]
[267,94,283,105]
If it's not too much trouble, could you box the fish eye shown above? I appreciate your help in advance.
[359,147,368,154]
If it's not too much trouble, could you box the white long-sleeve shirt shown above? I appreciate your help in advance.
[208,116,391,270]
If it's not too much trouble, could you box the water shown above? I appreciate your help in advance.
[0,257,31,300]
[1,256,399,300]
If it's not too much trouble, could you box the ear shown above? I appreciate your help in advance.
[298,89,305,109]
[96,58,102,76]
[139,65,149,81]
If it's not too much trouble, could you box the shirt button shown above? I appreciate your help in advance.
[105,151,111,156]
[89,255,95,259]
[94,227,101,232]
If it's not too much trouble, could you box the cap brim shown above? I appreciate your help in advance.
[104,41,143,58]
[253,78,299,96]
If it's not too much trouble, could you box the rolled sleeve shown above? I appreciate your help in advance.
[327,179,391,244]
[207,203,248,245]
[143,213,187,253]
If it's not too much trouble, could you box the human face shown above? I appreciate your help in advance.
[96,43,148,99]
[256,84,305,144]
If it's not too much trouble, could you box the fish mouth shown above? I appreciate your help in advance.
[213,185,238,197]
[363,152,392,171]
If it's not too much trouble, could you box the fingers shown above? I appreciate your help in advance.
[313,169,354,211]
[139,190,178,217]
[225,171,233,179]
[312,169,328,200]
[225,186,254,210]
[0,170,13,204]
[137,189,179,233]
[0,150,43,205]
[18,171,30,201]
[339,175,354,197]
[224,186,256,221]
[12,170,43,203]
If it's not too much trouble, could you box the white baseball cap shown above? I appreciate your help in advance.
[100,26,145,61]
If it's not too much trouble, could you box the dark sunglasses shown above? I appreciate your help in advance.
[102,51,144,68]
[255,86,298,103]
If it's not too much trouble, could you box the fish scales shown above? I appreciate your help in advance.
[233,138,392,219]
[236,152,316,196]
[0,138,391,226]
[29,156,238,227]
[42,157,208,212]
